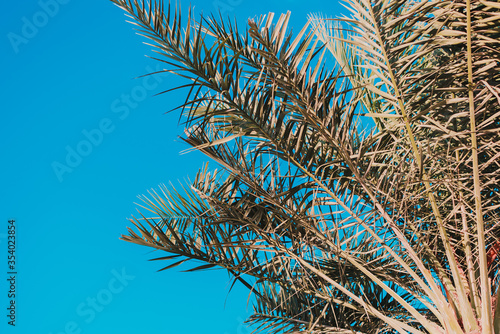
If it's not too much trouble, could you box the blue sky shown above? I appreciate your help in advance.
[0,0,344,333]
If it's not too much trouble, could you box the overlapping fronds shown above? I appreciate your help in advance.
[111,0,500,332]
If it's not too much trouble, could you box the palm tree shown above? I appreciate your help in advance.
[110,0,500,332]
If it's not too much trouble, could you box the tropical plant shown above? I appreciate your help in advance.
[110,0,500,332]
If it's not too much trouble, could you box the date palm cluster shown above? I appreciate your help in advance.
[111,0,500,332]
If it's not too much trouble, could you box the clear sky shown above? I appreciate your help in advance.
[0,0,344,333]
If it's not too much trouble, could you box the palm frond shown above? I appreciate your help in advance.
[111,0,500,332]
